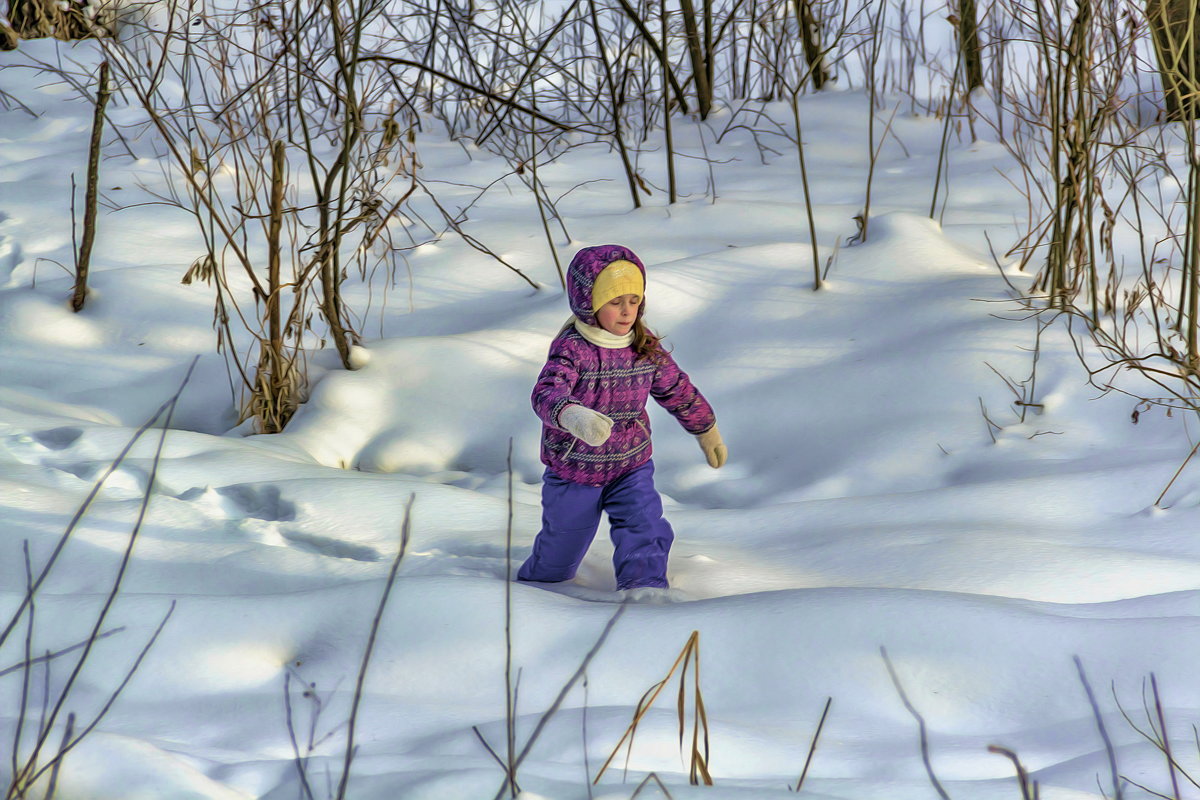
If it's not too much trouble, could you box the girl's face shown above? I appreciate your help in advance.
[596,293,641,336]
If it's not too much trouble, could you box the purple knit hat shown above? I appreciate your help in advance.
[566,245,647,327]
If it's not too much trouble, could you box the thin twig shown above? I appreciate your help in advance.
[0,627,127,679]
[14,357,197,790]
[1154,437,1200,508]
[22,603,175,793]
[42,713,73,800]
[583,675,593,799]
[1151,674,1181,800]
[284,672,317,800]
[494,605,626,800]
[881,647,951,800]
[988,745,1036,800]
[794,697,831,792]
[504,438,518,798]
[335,493,414,800]
[472,726,509,772]
[0,358,197,655]
[1074,656,1123,800]
[359,55,576,132]
[13,542,36,789]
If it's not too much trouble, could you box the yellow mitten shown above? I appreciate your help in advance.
[696,425,728,468]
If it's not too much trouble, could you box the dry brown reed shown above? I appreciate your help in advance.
[594,629,712,787]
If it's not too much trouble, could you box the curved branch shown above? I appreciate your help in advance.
[357,55,576,132]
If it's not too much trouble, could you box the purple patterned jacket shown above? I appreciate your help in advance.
[532,245,716,486]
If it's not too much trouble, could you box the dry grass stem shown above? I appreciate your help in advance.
[594,630,711,787]
[987,744,1039,800]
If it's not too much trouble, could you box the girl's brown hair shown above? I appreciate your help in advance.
[632,312,671,364]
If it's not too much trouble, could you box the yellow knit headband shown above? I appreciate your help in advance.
[591,260,644,312]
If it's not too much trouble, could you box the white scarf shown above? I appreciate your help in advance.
[564,316,635,349]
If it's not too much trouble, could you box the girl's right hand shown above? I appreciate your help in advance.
[559,404,614,446]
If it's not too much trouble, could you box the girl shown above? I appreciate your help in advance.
[519,244,727,593]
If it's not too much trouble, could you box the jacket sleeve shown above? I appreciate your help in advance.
[532,337,582,430]
[650,353,716,434]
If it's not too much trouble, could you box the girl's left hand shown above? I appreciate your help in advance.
[696,425,728,468]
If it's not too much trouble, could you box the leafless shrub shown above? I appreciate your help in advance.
[93,0,472,431]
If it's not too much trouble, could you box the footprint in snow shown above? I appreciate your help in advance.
[3,426,83,462]
[175,482,384,562]
[57,460,150,498]
[3,428,153,499]
[405,541,512,579]
[33,426,83,451]
[195,483,298,522]
[280,529,382,562]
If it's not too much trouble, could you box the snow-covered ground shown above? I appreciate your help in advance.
[3,36,1200,800]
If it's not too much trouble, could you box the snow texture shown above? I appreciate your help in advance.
[2,36,1199,800]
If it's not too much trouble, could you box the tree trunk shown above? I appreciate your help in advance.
[254,139,297,434]
[956,0,984,92]
[1148,0,1200,120]
[677,0,712,118]
[72,61,111,313]
[793,0,828,90]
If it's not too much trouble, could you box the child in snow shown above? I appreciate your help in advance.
[519,244,727,593]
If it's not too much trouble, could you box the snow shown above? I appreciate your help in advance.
[3,33,1200,800]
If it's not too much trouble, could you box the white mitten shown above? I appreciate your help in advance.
[559,404,614,447]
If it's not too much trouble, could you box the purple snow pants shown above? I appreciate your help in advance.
[517,461,674,590]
